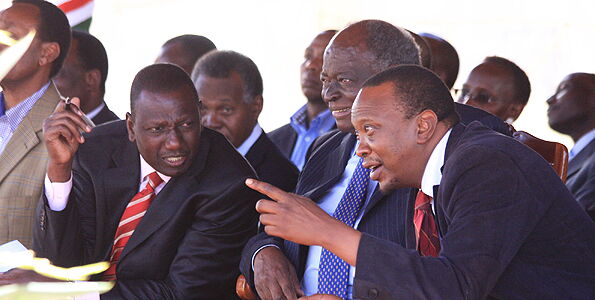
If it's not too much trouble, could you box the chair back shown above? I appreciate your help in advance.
[513,131,569,182]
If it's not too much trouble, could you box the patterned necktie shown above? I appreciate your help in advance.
[103,172,163,280]
[413,190,440,257]
[318,157,370,298]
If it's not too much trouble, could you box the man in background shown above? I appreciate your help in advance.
[459,56,530,124]
[419,32,459,90]
[0,0,70,248]
[547,72,595,220]
[155,34,216,75]
[268,30,337,170]
[54,30,119,125]
[192,50,298,193]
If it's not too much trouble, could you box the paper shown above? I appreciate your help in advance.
[0,240,27,272]
[0,29,35,82]
[0,281,114,300]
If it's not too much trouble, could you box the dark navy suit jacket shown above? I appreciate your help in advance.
[354,122,595,300]
[566,138,595,220]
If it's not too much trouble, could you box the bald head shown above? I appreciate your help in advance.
[419,33,459,89]
[409,31,432,69]
[321,19,421,132]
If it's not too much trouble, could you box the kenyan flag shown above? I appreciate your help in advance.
[51,0,94,32]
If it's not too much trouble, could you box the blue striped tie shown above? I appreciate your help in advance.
[318,157,370,298]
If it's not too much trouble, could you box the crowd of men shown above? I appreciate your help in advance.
[0,1,593,299]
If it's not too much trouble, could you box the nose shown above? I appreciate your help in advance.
[165,128,182,150]
[322,80,340,104]
[355,137,370,158]
[201,112,222,129]
[546,95,556,106]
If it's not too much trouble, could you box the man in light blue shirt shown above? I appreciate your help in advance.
[547,72,595,219]
[268,30,337,170]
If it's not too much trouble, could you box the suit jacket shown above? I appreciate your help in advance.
[566,138,595,220]
[91,103,119,125]
[245,131,299,193]
[354,122,595,300]
[33,121,261,299]
[0,82,61,248]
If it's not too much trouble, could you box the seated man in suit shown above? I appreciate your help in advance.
[240,20,512,300]
[458,56,530,124]
[155,34,216,75]
[419,33,459,90]
[249,65,595,300]
[268,30,337,170]
[547,72,595,220]
[32,64,260,299]
[0,0,70,248]
[54,30,119,125]
[191,50,298,192]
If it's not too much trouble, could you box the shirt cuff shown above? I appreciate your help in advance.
[251,244,281,271]
[44,173,73,211]
[74,291,100,300]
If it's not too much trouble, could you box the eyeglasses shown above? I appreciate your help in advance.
[455,88,497,105]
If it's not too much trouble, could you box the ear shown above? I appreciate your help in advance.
[506,103,524,121]
[85,69,102,91]
[39,42,60,67]
[250,94,263,118]
[126,113,136,142]
[416,110,439,145]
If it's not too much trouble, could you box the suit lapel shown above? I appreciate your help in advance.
[567,139,595,179]
[301,133,356,201]
[245,132,267,170]
[0,83,60,183]
[117,132,210,263]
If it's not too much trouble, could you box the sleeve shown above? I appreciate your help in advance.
[44,173,73,211]
[102,179,261,300]
[239,231,285,289]
[352,146,545,300]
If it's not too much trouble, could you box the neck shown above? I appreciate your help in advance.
[81,92,104,114]
[1,74,49,110]
[570,125,595,143]
[306,99,327,126]
[415,123,451,188]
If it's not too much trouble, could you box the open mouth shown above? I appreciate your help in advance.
[363,160,382,181]
[162,155,187,167]
[331,107,351,118]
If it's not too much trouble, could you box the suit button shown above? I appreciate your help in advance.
[368,288,379,298]
[40,211,46,231]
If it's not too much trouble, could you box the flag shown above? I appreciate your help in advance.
[50,0,94,32]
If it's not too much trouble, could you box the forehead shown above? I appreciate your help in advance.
[0,3,40,31]
[135,88,198,118]
[353,83,398,117]
[322,46,376,73]
[308,32,334,50]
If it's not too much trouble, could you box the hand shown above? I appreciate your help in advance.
[299,294,342,300]
[43,97,92,182]
[253,247,303,300]
[0,268,61,286]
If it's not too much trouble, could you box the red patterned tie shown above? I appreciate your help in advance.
[103,172,163,280]
[413,190,440,257]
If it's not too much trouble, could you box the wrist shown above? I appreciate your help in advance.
[47,161,73,183]
[320,220,361,266]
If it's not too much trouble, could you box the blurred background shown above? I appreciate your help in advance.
[2,0,594,148]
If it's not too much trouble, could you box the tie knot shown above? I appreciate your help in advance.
[415,190,432,210]
[146,172,163,190]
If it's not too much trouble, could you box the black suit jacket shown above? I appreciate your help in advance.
[91,103,120,125]
[245,131,299,193]
[33,121,260,299]
[354,122,595,300]
[566,138,595,220]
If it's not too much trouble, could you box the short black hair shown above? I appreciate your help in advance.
[191,50,263,103]
[71,30,108,95]
[130,64,198,115]
[363,65,459,125]
[419,33,459,89]
[483,56,531,105]
[358,20,421,69]
[13,0,71,78]
[162,34,216,62]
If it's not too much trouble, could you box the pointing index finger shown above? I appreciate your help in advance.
[245,178,290,202]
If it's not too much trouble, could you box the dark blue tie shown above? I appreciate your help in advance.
[318,157,370,298]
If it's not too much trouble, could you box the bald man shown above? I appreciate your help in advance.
[419,33,459,90]
[547,72,595,219]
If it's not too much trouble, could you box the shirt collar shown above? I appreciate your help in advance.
[0,81,50,131]
[421,129,452,198]
[289,104,333,132]
[236,123,262,156]
[139,154,171,184]
[85,102,105,120]
[570,128,595,161]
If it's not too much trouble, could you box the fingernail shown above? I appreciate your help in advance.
[245,178,254,185]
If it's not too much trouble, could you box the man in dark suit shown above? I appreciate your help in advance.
[54,30,119,125]
[250,65,595,300]
[240,20,512,300]
[31,64,260,299]
[192,50,298,193]
[547,72,595,220]
[268,30,337,170]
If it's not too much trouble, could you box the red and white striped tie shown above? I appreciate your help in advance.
[102,172,163,280]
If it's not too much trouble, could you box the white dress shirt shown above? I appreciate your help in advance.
[420,129,452,213]
[84,102,105,121]
[236,123,262,156]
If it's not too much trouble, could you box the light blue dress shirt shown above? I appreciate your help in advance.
[302,142,377,299]
[0,82,50,154]
[569,128,595,161]
[289,105,336,171]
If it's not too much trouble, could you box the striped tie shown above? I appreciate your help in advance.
[318,157,370,298]
[102,172,163,280]
[413,190,440,257]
